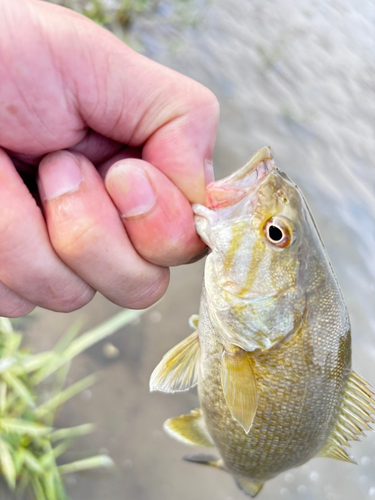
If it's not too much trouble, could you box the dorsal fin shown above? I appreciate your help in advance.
[221,347,258,434]
[150,330,200,393]
[164,408,214,447]
[235,477,264,498]
[319,445,357,464]
[318,371,375,464]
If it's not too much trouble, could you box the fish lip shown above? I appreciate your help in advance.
[192,146,276,244]
[205,146,275,210]
[192,203,212,222]
[216,145,274,184]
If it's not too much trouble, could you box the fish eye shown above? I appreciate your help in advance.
[262,217,294,249]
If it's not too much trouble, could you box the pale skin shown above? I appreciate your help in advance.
[0,0,219,317]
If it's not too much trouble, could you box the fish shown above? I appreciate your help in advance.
[150,146,375,497]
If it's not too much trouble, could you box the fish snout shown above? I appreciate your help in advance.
[205,146,275,210]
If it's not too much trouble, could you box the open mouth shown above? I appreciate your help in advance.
[205,146,275,210]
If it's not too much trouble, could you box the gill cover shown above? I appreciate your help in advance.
[193,146,307,352]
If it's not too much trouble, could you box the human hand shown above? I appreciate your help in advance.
[0,0,219,317]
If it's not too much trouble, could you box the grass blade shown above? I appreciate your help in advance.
[62,309,145,360]
[39,440,73,467]
[33,374,97,419]
[13,447,26,475]
[44,470,57,500]
[2,333,22,358]
[0,381,6,415]
[24,449,45,474]
[58,455,114,475]
[0,309,130,498]
[1,418,52,436]
[31,476,47,500]
[2,372,35,408]
[0,438,16,489]
[53,318,85,354]
[0,317,14,334]
[34,309,145,383]
[0,358,16,374]
[50,424,94,442]
[12,352,57,375]
[45,361,72,427]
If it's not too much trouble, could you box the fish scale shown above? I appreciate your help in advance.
[198,290,349,480]
[150,147,375,497]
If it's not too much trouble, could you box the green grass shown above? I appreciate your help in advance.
[45,0,203,46]
[0,310,145,500]
[46,0,159,28]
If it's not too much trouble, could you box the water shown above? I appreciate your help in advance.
[7,0,375,499]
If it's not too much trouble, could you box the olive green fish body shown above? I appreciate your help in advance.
[198,286,351,482]
[150,147,375,497]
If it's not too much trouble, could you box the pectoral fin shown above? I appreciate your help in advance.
[235,477,264,498]
[221,347,258,434]
[150,330,200,393]
[164,408,214,447]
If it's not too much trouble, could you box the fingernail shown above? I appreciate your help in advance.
[106,163,157,218]
[39,152,83,200]
[204,159,215,186]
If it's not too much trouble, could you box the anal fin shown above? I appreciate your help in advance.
[318,371,375,464]
[235,477,264,498]
[150,330,200,393]
[221,347,258,434]
[164,408,214,447]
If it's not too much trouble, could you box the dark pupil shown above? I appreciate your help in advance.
[268,225,283,242]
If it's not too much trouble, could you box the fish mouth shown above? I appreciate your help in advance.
[205,146,275,210]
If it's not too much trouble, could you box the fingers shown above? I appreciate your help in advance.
[0,0,219,316]
[105,158,206,267]
[0,148,95,313]
[1,0,219,204]
[38,151,170,309]
[0,280,35,318]
[140,90,219,204]
[80,50,219,204]
[68,130,124,165]
[96,147,142,179]
[6,130,124,169]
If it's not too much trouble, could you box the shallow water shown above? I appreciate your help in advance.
[6,0,375,499]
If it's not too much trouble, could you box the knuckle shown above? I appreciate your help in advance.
[0,210,31,257]
[201,88,220,116]
[46,283,95,313]
[192,85,220,121]
[52,217,98,261]
[0,280,36,317]
[0,300,35,318]
[122,268,170,310]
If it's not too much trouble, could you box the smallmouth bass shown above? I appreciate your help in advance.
[150,147,375,497]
